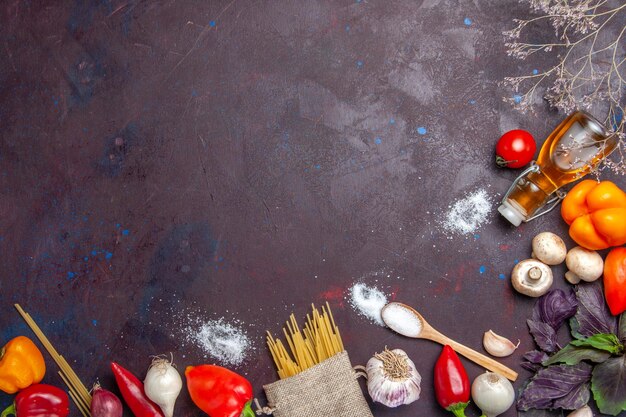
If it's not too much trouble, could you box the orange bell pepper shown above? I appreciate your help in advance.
[561,180,626,250]
[0,336,46,394]
[604,247,626,316]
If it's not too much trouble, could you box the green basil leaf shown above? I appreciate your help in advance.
[571,333,624,355]
[591,355,626,416]
[544,344,611,366]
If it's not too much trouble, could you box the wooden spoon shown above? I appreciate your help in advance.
[381,302,518,381]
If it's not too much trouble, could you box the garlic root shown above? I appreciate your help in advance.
[483,330,519,357]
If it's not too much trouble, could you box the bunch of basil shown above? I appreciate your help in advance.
[518,281,626,415]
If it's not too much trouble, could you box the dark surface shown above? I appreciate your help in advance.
[1,1,622,416]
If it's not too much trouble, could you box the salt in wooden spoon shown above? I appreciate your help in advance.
[381,302,518,381]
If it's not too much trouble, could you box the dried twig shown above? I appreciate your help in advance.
[503,0,625,173]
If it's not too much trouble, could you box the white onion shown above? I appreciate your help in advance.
[144,357,183,417]
[471,372,515,417]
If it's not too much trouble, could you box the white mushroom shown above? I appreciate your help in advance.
[511,259,553,297]
[531,232,567,265]
[565,246,604,284]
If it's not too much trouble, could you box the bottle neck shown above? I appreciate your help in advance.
[503,169,552,222]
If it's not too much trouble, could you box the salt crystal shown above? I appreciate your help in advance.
[441,189,492,235]
[381,303,423,337]
[185,318,250,366]
[348,283,388,326]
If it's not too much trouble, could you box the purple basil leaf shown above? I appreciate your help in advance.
[570,281,617,339]
[528,319,559,353]
[517,363,592,411]
[517,409,565,417]
[619,312,626,343]
[552,379,591,409]
[521,362,542,373]
[522,350,550,372]
[591,355,626,416]
[532,289,578,330]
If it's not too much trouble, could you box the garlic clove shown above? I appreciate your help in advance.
[483,330,520,357]
[566,405,593,417]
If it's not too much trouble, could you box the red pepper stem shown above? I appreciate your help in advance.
[446,401,469,417]
[240,401,256,417]
[1,404,16,417]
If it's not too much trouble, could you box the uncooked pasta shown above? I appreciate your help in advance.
[267,303,344,379]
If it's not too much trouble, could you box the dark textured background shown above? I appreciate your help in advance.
[1,1,623,416]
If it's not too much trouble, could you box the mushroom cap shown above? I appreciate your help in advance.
[511,259,553,297]
[565,246,603,282]
[532,232,567,265]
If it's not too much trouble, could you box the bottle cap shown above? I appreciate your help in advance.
[498,201,525,226]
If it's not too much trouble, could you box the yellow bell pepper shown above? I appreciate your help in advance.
[561,180,626,250]
[0,336,46,394]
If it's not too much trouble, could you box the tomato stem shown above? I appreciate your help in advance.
[495,155,519,167]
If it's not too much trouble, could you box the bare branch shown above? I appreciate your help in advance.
[503,0,626,173]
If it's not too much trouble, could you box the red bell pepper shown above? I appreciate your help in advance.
[111,362,164,417]
[185,364,255,417]
[434,345,470,417]
[1,383,69,417]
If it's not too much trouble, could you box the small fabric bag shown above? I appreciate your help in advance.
[261,351,373,417]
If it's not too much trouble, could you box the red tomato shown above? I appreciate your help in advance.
[495,129,536,168]
[604,247,626,316]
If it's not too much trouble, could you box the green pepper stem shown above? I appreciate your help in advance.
[1,404,16,417]
[446,401,469,417]
[240,401,256,417]
[451,409,467,417]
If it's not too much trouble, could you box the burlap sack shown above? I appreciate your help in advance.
[262,351,374,417]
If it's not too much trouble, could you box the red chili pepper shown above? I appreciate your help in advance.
[185,364,255,417]
[1,383,69,417]
[111,362,164,417]
[434,345,470,417]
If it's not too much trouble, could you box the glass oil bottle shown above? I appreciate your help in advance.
[498,111,618,226]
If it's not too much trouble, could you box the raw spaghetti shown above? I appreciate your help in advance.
[14,304,92,417]
[267,303,344,379]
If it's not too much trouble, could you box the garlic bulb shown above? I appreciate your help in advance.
[483,330,520,357]
[567,405,593,417]
[365,348,421,407]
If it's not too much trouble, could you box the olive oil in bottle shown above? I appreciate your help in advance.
[499,111,618,226]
